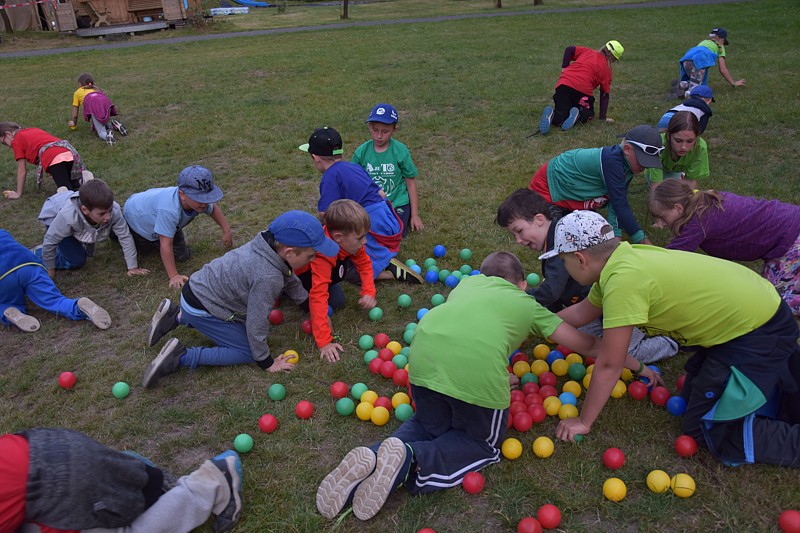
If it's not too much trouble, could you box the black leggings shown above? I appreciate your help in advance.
[552,84,595,126]
[47,161,79,190]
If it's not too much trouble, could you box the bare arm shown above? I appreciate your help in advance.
[3,159,28,199]
[158,234,187,288]
[557,298,603,328]
[209,204,233,248]
[404,177,424,231]
[718,57,745,87]
[70,105,80,125]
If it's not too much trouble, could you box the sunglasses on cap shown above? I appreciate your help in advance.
[625,139,665,156]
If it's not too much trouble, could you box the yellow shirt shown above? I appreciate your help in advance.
[72,86,96,108]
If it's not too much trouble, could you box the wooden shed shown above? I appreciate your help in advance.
[51,0,200,32]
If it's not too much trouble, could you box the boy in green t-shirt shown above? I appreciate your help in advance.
[545,210,800,468]
[352,103,423,237]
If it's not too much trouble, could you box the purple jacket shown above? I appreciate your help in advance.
[82,90,117,124]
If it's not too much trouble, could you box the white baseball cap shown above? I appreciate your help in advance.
[538,211,616,260]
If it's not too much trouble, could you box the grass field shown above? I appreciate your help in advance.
[1,0,799,531]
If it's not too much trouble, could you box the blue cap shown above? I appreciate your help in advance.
[177,165,223,203]
[710,27,729,45]
[366,103,399,124]
[269,210,339,257]
[689,85,715,101]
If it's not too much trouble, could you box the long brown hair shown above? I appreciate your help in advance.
[650,179,724,236]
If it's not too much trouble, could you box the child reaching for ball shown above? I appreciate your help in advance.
[68,72,128,145]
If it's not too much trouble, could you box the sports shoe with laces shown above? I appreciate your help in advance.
[316,446,376,519]
[4,307,40,332]
[147,298,180,346]
[386,258,423,284]
[352,437,412,521]
[110,119,128,136]
[105,131,115,145]
[142,337,186,388]
[561,107,580,131]
[77,297,111,329]
[539,105,553,134]
[211,450,243,533]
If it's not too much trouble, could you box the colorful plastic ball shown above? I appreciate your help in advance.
[451,270,463,280]
[526,272,541,286]
[358,335,374,350]
[433,244,447,257]
[565,352,583,365]
[528,404,547,423]
[423,257,437,268]
[512,412,533,432]
[258,414,278,433]
[520,373,538,386]
[397,293,412,308]
[532,436,555,458]
[530,360,550,376]
[538,385,558,399]
[602,447,625,470]
[537,504,562,529]
[268,309,284,325]
[461,471,485,494]
[517,517,543,533]
[364,350,379,364]
[380,360,397,379]
[437,269,451,282]
[512,361,531,378]
[539,371,557,387]
[368,357,383,375]
[377,348,394,361]
[510,400,528,417]
[392,368,409,387]
[778,510,800,533]
[443,275,458,288]
[431,293,446,307]
[558,391,577,406]
[360,390,378,405]
[328,305,333,317]
[350,382,368,401]
[267,383,286,401]
[391,392,411,408]
[392,354,408,369]
[639,365,662,385]
[395,403,414,421]
[58,371,77,389]
[410,264,422,274]
[666,396,687,416]
[385,340,401,355]
[112,381,130,399]
[670,473,696,498]
[533,344,551,360]
[335,397,355,416]
[582,374,592,389]
[603,477,627,501]
[295,400,314,419]
[459,248,473,261]
[550,359,569,377]
[330,381,349,399]
[403,329,415,344]
[501,438,523,459]
[545,350,565,366]
[459,264,472,275]
[373,333,389,349]
[676,374,687,392]
[674,435,699,457]
[371,406,390,426]
[368,307,384,321]
[543,396,562,416]
[558,404,579,420]
[417,308,429,320]
[418,529,437,533]
[234,433,254,453]
[400,346,411,356]
[646,469,671,494]
[620,368,634,382]
[283,349,299,365]
[356,401,374,421]
[562,380,582,398]
[610,380,627,399]
[375,396,393,411]
[470,270,480,276]
[405,258,417,267]
[627,380,648,400]
[425,271,439,283]
[650,386,671,406]
[301,319,313,334]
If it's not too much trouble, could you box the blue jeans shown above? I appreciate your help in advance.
[0,263,84,323]
[53,236,88,270]
[178,299,254,368]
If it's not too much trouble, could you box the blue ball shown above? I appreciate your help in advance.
[327,305,333,317]
[639,365,662,385]
[410,264,422,274]
[666,396,687,416]
[546,350,565,366]
[470,269,481,276]
[433,244,447,257]
[444,275,459,288]
[424,271,439,284]
[558,392,577,406]
[417,308,430,320]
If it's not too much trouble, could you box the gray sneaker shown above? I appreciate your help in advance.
[147,298,180,346]
[77,297,111,329]
[211,450,243,533]
[352,437,409,521]
[316,446,376,519]
[3,307,40,332]
[142,337,186,388]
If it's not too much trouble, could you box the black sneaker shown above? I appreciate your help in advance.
[352,437,411,521]
[385,258,423,284]
[147,298,180,346]
[142,338,185,388]
[211,450,243,533]
[316,446,376,519]
[110,119,128,136]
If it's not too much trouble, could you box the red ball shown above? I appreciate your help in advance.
[650,386,671,406]
[585,356,596,365]
[268,309,284,325]
[380,360,398,379]
[538,371,557,387]
[627,380,649,400]
[330,381,348,399]
[512,412,533,432]
[378,348,394,361]
[301,319,313,334]
[555,344,572,356]
[602,447,626,470]
[58,371,77,389]
[509,400,528,416]
[374,333,390,349]
[537,504,561,529]
[674,434,699,458]
[392,368,409,387]
[779,510,800,533]
[295,400,314,419]
[524,393,543,406]
[258,414,278,433]
[368,357,383,375]
[527,404,547,423]
[538,385,557,399]
[522,382,540,395]
[462,471,485,494]
[511,389,526,403]
[374,396,393,411]
[517,517,543,533]
[508,415,514,429]
[511,353,529,365]
[418,529,437,533]
[676,374,687,392]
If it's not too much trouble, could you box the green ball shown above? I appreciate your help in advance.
[358,334,374,350]
[568,363,587,381]
[431,293,446,307]
[398,294,412,308]
[405,259,416,267]
[392,354,408,368]
[395,403,414,421]
[423,258,437,268]
[112,381,130,399]
[403,328,415,344]
[368,307,384,321]
[460,248,473,261]
[520,372,538,385]
[351,382,368,401]
[526,273,541,286]
[364,350,379,364]
[400,346,411,356]
[426,265,440,274]
[405,322,418,331]
[452,270,463,280]
[336,397,355,416]
[574,434,585,443]
[268,383,286,401]
[234,433,254,453]
[438,269,451,282]
[459,264,472,275]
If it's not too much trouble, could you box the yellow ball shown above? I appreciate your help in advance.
[646,470,671,494]
[603,477,627,501]
[670,473,696,498]
[610,380,627,399]
[355,401,374,421]
[512,360,531,378]
[360,390,378,405]
[370,406,390,426]
[530,359,550,376]
[543,396,562,416]
[586,364,594,374]
[386,341,402,355]
[558,404,579,420]
[283,349,299,364]
[551,359,569,377]
[583,373,593,389]
[565,353,583,365]
[620,368,633,382]
[532,436,555,458]
[562,380,582,397]
[391,392,411,408]
[501,438,523,460]
[533,344,551,360]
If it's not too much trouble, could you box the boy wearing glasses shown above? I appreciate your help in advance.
[528,125,663,245]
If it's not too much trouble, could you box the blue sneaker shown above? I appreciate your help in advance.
[211,450,243,533]
[539,105,553,134]
[562,107,580,131]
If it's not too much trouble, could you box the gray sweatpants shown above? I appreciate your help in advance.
[578,318,679,364]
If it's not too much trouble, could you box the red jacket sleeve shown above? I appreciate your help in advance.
[351,246,377,298]
[308,254,337,348]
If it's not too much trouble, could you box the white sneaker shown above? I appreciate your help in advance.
[77,297,111,329]
[4,307,40,332]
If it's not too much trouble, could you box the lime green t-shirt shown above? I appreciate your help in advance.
[588,243,780,347]
[645,133,710,184]
[409,275,563,410]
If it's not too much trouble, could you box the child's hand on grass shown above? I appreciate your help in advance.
[605,117,615,124]
[410,215,424,232]
[358,295,377,309]
[268,353,297,372]
[639,365,665,388]
[221,231,233,248]
[320,342,343,363]
[169,274,188,288]
[127,267,150,276]
[3,190,20,199]
[555,417,590,442]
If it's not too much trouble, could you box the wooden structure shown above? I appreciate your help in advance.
[51,0,199,32]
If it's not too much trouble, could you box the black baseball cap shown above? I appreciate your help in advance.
[298,127,344,157]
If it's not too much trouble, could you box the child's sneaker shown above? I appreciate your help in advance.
[539,105,553,134]
[77,297,111,329]
[385,258,423,284]
[105,131,115,145]
[142,337,186,388]
[30,245,43,260]
[3,307,40,332]
[561,107,580,131]
[210,450,243,533]
[147,298,180,346]
[316,446,376,519]
[352,437,412,521]
[110,119,128,136]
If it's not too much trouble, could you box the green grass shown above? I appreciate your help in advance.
[2,0,799,531]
